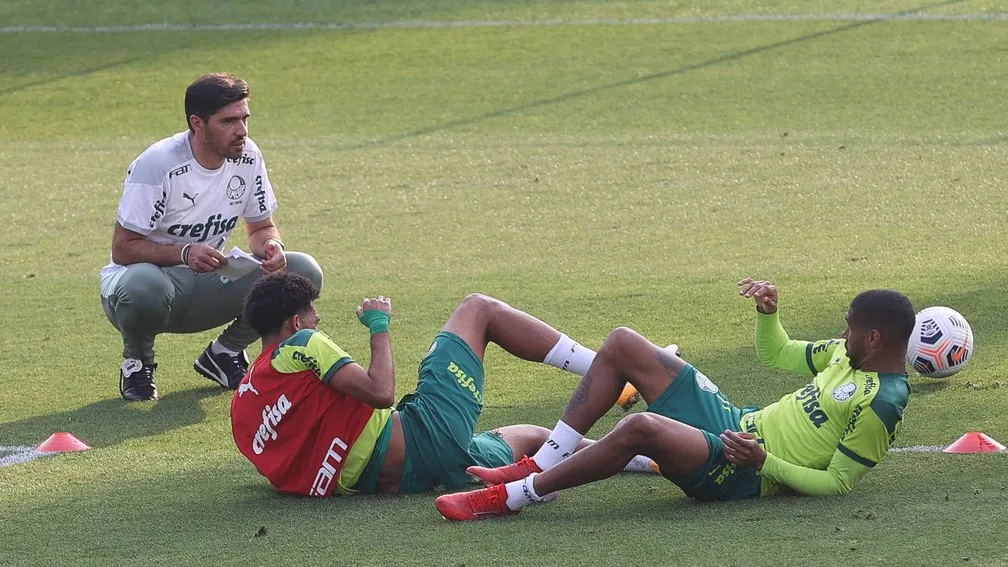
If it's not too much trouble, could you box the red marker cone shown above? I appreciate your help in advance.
[943,432,1006,454]
[35,432,91,453]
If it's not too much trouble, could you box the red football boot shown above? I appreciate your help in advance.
[467,455,542,485]
[435,484,518,521]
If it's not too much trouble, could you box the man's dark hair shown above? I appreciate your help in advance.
[243,272,320,338]
[848,289,916,347]
[184,73,250,131]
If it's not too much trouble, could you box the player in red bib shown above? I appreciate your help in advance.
[231,272,658,497]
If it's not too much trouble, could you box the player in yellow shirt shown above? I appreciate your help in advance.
[436,278,915,520]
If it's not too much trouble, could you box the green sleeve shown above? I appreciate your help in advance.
[755,312,844,375]
[839,400,902,468]
[759,449,872,496]
[270,329,354,383]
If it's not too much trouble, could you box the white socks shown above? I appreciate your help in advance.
[533,336,594,471]
[504,456,658,512]
[504,473,557,511]
[543,334,595,376]
[530,421,659,476]
[532,420,584,470]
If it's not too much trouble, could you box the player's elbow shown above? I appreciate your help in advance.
[111,227,144,265]
[376,391,395,408]
[795,481,852,497]
[111,239,131,265]
[371,380,396,408]
[755,349,778,368]
[833,476,855,496]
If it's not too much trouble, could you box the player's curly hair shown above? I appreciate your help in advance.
[243,272,320,338]
[184,73,250,131]
[849,289,916,347]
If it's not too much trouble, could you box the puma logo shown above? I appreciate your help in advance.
[182,192,198,206]
[238,364,259,397]
[121,358,143,377]
[238,379,259,397]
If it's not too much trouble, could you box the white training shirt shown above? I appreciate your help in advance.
[100,131,278,296]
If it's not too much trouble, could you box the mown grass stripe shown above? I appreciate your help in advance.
[2,13,1008,34]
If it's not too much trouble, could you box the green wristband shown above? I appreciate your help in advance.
[358,310,391,335]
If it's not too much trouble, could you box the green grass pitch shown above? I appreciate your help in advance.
[1,1,1006,565]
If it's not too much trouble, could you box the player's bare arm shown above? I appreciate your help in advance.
[246,217,286,273]
[111,222,227,272]
[738,277,778,314]
[327,297,396,407]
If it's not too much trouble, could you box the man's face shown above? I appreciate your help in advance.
[197,98,249,160]
[294,303,320,331]
[842,309,868,369]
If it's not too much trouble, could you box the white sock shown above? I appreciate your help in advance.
[543,333,596,376]
[624,455,659,474]
[504,473,556,511]
[532,420,584,470]
[211,340,240,356]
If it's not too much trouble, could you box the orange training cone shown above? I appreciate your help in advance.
[943,432,1006,454]
[35,432,91,453]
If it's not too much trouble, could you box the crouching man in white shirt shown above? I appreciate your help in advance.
[100,72,323,401]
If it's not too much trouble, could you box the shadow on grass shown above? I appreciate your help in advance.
[0,387,224,448]
[0,55,146,96]
[345,0,971,150]
[5,446,1007,565]
[0,30,272,96]
[908,379,952,396]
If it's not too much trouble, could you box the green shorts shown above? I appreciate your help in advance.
[395,331,514,493]
[647,363,761,501]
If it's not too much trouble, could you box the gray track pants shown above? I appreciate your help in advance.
[101,252,323,363]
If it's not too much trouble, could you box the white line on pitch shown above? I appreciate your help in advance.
[2,13,1008,34]
[0,445,47,468]
[889,445,946,453]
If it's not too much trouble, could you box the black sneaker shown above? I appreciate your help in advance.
[121,358,158,401]
[193,343,248,389]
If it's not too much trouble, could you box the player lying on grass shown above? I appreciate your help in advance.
[435,278,915,520]
[230,272,656,496]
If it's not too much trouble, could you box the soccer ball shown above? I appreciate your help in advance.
[906,306,974,378]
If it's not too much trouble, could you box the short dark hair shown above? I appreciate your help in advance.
[184,73,250,131]
[243,272,320,337]
[848,289,916,347]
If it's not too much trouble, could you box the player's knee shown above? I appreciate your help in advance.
[461,292,492,309]
[599,326,643,359]
[458,292,504,320]
[285,252,323,289]
[612,413,660,450]
[617,412,659,435]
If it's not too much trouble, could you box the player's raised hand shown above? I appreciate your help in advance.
[719,430,767,470]
[737,278,778,314]
[187,243,229,273]
[357,296,392,335]
[357,296,392,317]
[260,239,287,273]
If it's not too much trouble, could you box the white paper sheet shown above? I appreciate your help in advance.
[217,246,262,281]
